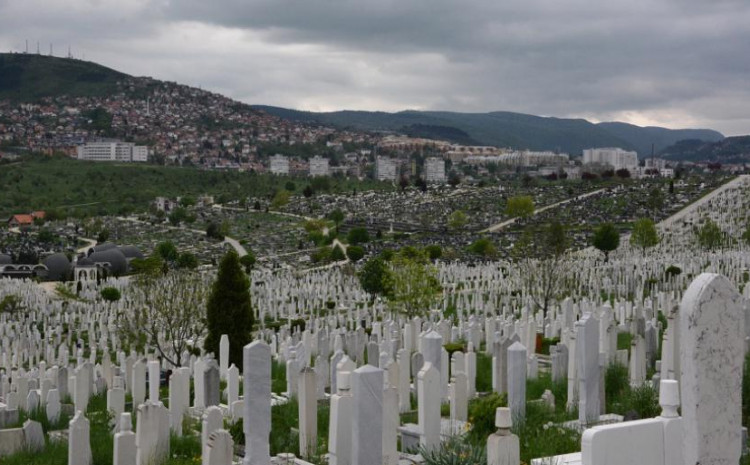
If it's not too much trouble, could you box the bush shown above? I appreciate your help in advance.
[665,265,682,277]
[347,227,370,245]
[240,252,256,272]
[206,222,224,240]
[176,252,198,269]
[310,247,331,263]
[467,393,507,443]
[346,245,365,262]
[468,237,497,258]
[100,287,121,302]
[425,244,442,261]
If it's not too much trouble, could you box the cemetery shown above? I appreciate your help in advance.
[0,173,749,465]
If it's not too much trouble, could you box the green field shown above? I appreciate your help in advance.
[0,154,393,218]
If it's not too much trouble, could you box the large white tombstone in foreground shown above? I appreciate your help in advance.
[352,364,383,465]
[680,273,743,465]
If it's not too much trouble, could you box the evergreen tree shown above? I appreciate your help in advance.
[204,250,254,367]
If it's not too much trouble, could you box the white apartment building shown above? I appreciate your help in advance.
[644,158,669,171]
[309,156,330,177]
[424,157,446,183]
[582,147,638,172]
[376,156,398,181]
[465,150,569,167]
[77,141,149,162]
[269,154,290,175]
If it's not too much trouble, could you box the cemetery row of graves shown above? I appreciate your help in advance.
[0,175,749,465]
[0,173,729,275]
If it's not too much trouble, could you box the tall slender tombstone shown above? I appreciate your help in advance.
[352,365,383,465]
[566,328,578,411]
[298,367,317,459]
[219,334,229,380]
[577,312,600,426]
[203,360,221,407]
[243,341,271,465]
[169,368,189,435]
[680,274,743,465]
[507,342,527,424]
[397,349,411,413]
[382,383,399,465]
[329,371,353,465]
[418,362,441,453]
[132,358,146,409]
[147,360,160,403]
[421,330,443,380]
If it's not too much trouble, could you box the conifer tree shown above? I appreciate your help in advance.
[204,250,253,367]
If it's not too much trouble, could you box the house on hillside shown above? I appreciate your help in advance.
[7,211,45,229]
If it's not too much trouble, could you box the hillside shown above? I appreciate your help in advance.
[254,105,724,156]
[0,53,127,101]
[0,154,390,218]
[660,136,750,163]
[0,53,727,159]
[596,122,723,156]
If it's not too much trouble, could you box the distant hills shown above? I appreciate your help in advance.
[0,53,126,101]
[0,52,726,158]
[660,136,750,163]
[254,106,723,157]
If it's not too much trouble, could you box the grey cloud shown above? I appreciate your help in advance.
[0,0,748,134]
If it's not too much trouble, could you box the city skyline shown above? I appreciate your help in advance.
[1,0,748,135]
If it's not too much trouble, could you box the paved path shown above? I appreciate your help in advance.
[481,188,608,233]
[76,237,97,254]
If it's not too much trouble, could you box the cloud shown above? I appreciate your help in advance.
[0,0,748,135]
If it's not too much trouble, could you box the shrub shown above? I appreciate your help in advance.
[347,227,370,245]
[665,265,682,277]
[467,392,507,443]
[240,252,256,272]
[469,237,497,258]
[425,244,443,261]
[346,245,365,262]
[100,287,121,302]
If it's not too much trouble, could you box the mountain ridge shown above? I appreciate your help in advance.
[254,105,724,156]
[0,53,726,157]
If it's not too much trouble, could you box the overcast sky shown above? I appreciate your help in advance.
[1,0,749,135]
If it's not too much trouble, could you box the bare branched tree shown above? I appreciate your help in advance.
[117,271,208,367]
[512,221,570,317]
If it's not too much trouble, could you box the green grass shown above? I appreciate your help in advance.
[11,406,71,432]
[617,332,633,351]
[514,402,581,464]
[1,438,67,465]
[271,359,287,395]
[605,363,660,418]
[475,352,492,393]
